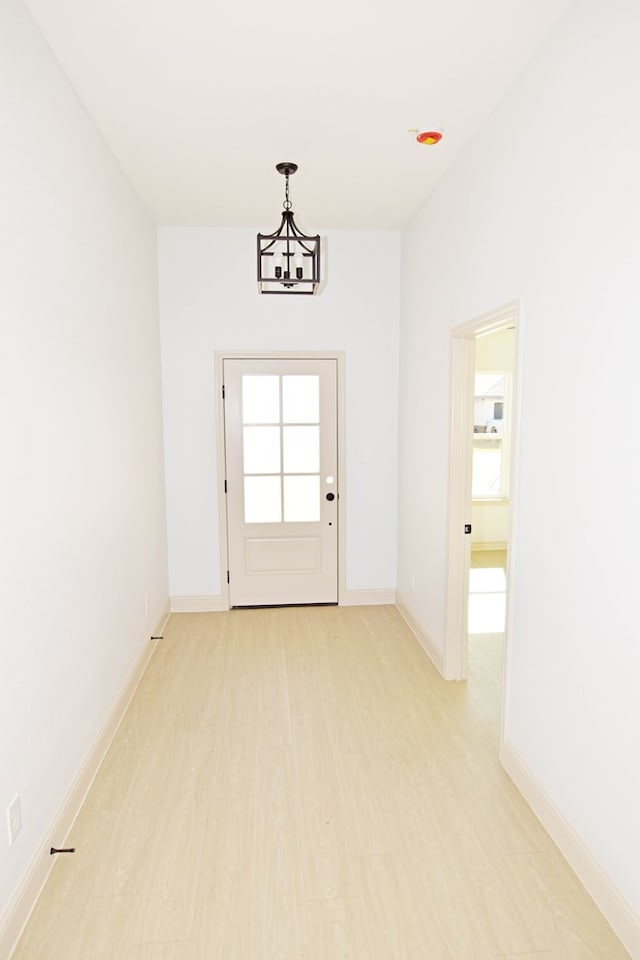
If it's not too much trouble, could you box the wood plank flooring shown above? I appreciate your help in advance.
[11,605,630,959]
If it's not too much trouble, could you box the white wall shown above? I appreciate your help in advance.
[398,0,640,937]
[475,326,515,373]
[0,0,168,929]
[158,227,400,601]
[471,501,509,546]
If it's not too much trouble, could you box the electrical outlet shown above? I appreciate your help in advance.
[7,795,21,845]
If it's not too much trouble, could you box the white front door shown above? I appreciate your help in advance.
[223,358,338,606]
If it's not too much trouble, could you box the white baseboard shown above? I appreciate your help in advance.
[152,604,171,637]
[395,593,445,676]
[0,626,162,960]
[171,592,396,612]
[339,588,396,607]
[501,740,640,960]
[170,595,228,613]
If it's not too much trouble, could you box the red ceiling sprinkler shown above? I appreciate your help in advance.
[416,129,443,145]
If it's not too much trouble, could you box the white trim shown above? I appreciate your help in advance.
[152,606,171,638]
[214,352,231,609]
[501,741,640,960]
[0,615,166,960]
[395,594,445,676]
[340,588,396,607]
[470,540,508,552]
[471,498,509,506]
[456,304,519,340]
[443,334,475,680]
[171,591,396,611]
[336,355,347,606]
[170,595,228,613]
[214,351,346,606]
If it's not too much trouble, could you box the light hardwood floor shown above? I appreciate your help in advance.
[11,605,630,959]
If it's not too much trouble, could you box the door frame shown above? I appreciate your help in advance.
[443,300,521,688]
[214,351,346,609]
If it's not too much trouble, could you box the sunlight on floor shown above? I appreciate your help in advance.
[469,551,507,634]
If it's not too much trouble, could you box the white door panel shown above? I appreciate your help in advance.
[224,358,338,606]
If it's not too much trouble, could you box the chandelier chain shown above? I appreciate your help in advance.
[283,173,292,210]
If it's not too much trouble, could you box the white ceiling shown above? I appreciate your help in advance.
[24,0,572,228]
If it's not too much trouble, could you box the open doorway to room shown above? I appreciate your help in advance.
[468,329,515,636]
[444,302,519,683]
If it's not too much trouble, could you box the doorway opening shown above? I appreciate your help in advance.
[443,302,520,684]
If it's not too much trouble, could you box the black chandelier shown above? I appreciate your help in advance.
[257,162,321,295]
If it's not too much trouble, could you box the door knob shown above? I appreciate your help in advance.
[326,492,335,501]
